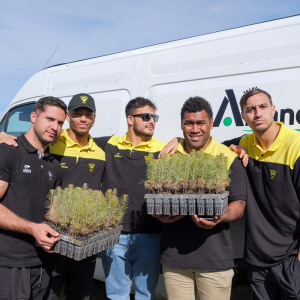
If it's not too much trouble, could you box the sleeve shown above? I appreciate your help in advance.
[0,145,17,183]
[226,156,247,202]
[93,136,112,151]
[222,136,244,147]
[291,157,300,201]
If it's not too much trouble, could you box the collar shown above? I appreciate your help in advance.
[19,134,52,159]
[177,136,215,154]
[117,133,157,148]
[61,129,95,151]
[252,122,287,153]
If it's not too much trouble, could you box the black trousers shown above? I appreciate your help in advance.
[48,253,97,300]
[247,256,300,300]
[0,260,55,300]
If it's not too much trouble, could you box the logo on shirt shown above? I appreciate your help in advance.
[48,171,53,180]
[61,163,68,169]
[89,163,95,172]
[114,153,122,158]
[270,170,277,180]
[80,95,88,104]
[23,165,31,173]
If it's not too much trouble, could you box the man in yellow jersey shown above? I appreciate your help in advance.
[155,97,247,300]
[223,88,300,300]
[93,97,168,300]
[0,93,106,300]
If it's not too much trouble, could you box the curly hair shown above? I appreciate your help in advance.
[181,96,213,121]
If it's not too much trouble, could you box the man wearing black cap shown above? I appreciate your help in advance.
[0,93,106,300]
[48,93,106,300]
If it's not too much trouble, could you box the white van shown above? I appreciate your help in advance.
[1,15,300,299]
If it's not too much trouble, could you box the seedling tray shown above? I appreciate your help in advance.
[53,226,122,261]
[145,192,228,218]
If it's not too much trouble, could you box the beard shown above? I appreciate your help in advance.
[133,123,154,138]
[33,124,57,147]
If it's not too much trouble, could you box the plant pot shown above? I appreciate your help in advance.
[145,192,228,219]
[53,226,123,261]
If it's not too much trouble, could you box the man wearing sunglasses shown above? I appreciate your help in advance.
[93,97,169,300]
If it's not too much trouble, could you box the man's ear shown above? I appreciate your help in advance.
[272,105,276,117]
[127,115,134,126]
[30,111,37,124]
[210,118,213,130]
[241,112,245,122]
[66,111,71,123]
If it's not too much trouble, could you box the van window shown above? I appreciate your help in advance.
[6,103,35,137]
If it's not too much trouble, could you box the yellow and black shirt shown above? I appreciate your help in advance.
[94,134,167,233]
[223,122,300,267]
[50,129,105,190]
[160,138,247,272]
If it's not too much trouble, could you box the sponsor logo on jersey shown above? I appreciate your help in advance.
[61,163,68,168]
[89,163,95,172]
[48,171,53,180]
[80,95,88,104]
[270,170,277,179]
[114,153,122,158]
[23,165,31,173]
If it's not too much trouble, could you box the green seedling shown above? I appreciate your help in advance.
[144,151,230,194]
[45,185,129,238]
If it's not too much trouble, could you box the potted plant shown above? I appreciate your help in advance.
[144,151,230,218]
[45,184,128,261]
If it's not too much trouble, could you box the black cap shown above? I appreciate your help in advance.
[68,93,96,112]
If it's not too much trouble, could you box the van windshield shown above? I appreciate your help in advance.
[6,103,35,137]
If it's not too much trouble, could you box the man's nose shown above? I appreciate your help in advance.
[191,124,200,132]
[79,115,87,122]
[51,121,59,131]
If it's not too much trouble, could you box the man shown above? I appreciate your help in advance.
[155,97,247,300]
[222,88,300,300]
[0,97,66,300]
[93,97,167,300]
[0,93,106,300]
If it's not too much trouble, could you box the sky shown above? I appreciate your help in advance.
[1,0,300,115]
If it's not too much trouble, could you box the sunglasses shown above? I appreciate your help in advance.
[131,113,159,122]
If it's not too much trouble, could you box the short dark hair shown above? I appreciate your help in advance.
[125,97,157,117]
[181,96,213,121]
[240,88,272,112]
[34,96,67,115]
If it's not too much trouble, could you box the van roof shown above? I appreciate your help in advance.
[45,13,300,70]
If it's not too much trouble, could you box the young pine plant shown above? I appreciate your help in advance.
[45,184,128,238]
[144,152,230,194]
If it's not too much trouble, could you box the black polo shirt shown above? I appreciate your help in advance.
[223,122,300,267]
[0,134,62,268]
[94,134,167,233]
[50,129,105,190]
[159,138,247,272]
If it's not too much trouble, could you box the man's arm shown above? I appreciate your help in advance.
[192,200,246,229]
[0,181,59,253]
[93,136,112,151]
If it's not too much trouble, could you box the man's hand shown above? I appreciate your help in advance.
[298,247,300,261]
[152,214,185,223]
[158,137,182,158]
[192,215,222,229]
[30,223,59,253]
[229,144,248,167]
[0,132,18,147]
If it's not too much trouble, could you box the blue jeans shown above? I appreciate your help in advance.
[102,232,161,300]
